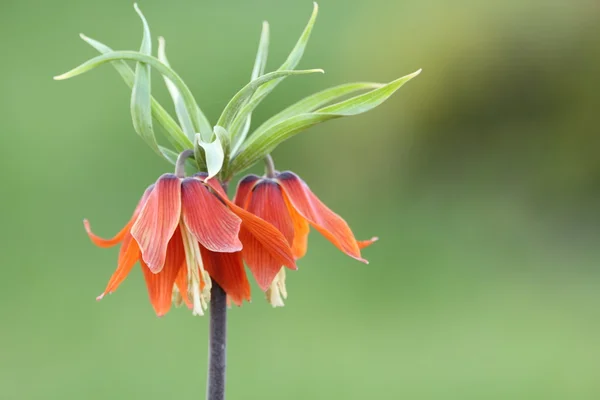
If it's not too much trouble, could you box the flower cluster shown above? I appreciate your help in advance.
[86,158,375,315]
[56,3,417,316]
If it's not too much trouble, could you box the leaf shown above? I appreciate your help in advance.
[229,3,319,149]
[216,69,324,132]
[78,34,192,152]
[229,69,421,174]
[230,21,271,154]
[158,36,196,142]
[130,4,159,157]
[194,130,225,180]
[252,82,383,142]
[55,50,209,143]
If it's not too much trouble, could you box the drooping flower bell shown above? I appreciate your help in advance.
[85,158,296,316]
[234,170,377,306]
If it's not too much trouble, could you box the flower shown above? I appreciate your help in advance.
[85,173,296,316]
[234,171,377,306]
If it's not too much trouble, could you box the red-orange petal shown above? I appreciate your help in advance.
[200,248,251,306]
[277,171,367,263]
[131,174,182,273]
[358,237,379,249]
[84,185,154,248]
[204,179,297,291]
[140,228,186,316]
[97,233,140,300]
[282,191,310,259]
[181,177,243,253]
[233,175,261,208]
[174,263,192,309]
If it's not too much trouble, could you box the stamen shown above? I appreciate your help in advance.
[180,221,212,316]
[266,268,287,307]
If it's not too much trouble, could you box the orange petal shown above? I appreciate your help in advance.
[233,174,260,208]
[204,179,297,291]
[131,174,182,273]
[248,180,295,244]
[180,177,243,253]
[358,237,379,249]
[200,248,251,306]
[140,228,186,316]
[277,171,367,263]
[84,185,154,248]
[282,191,310,259]
[97,233,140,300]
[174,263,192,309]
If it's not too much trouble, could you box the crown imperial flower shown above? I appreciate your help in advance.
[85,158,296,316]
[234,170,377,306]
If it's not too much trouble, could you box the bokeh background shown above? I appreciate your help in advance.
[1,0,599,399]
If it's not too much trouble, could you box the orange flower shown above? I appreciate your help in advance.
[234,171,377,306]
[85,173,296,316]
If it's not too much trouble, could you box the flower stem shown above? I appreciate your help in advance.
[264,154,276,178]
[207,282,227,400]
[175,149,194,178]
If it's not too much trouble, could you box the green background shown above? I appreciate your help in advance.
[1,0,599,399]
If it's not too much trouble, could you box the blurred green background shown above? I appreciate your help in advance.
[1,0,599,399]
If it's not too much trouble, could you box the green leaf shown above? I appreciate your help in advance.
[78,34,192,152]
[230,69,421,174]
[229,3,319,149]
[55,50,209,142]
[216,69,324,133]
[194,130,225,180]
[158,36,196,142]
[230,21,270,154]
[129,4,159,157]
[252,82,383,142]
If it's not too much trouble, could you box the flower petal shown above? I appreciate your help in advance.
[277,171,367,263]
[282,191,310,259]
[233,174,261,208]
[97,233,140,300]
[131,174,182,273]
[200,248,251,306]
[358,237,379,249]
[84,185,154,248]
[174,264,192,309]
[140,228,186,316]
[181,177,243,253]
[248,180,294,244]
[204,179,297,291]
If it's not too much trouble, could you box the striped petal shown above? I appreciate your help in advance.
[282,190,310,259]
[200,248,251,306]
[204,179,297,291]
[84,185,154,248]
[131,174,182,273]
[141,228,186,316]
[233,174,261,208]
[277,171,368,263]
[97,233,140,300]
[181,177,243,253]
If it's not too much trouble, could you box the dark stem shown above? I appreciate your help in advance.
[206,180,229,400]
[207,282,227,400]
[175,149,194,178]
[264,154,276,178]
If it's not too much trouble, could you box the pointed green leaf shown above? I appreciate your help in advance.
[231,21,271,154]
[78,34,192,152]
[216,69,324,132]
[55,50,210,142]
[251,82,383,143]
[229,69,421,174]
[195,131,224,180]
[229,3,319,149]
[129,4,160,157]
[158,36,196,142]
